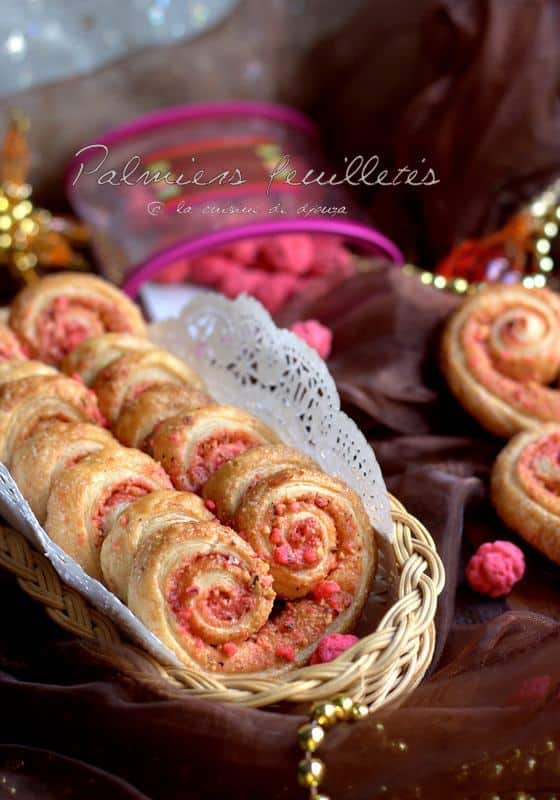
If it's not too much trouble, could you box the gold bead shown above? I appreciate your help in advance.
[537,238,551,254]
[313,795,330,800]
[524,756,537,773]
[331,696,354,721]
[351,703,369,722]
[297,722,325,753]
[490,762,503,777]
[420,272,433,285]
[312,702,338,727]
[374,722,385,735]
[433,275,446,289]
[297,757,325,789]
[391,740,408,753]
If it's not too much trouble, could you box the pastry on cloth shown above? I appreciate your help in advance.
[203,444,316,526]
[9,272,147,366]
[44,447,172,580]
[492,424,560,564]
[0,323,27,361]
[0,359,57,386]
[100,488,213,601]
[150,404,280,493]
[112,383,213,450]
[10,421,116,523]
[441,285,560,437]
[91,349,205,426]
[61,332,156,386]
[0,374,103,465]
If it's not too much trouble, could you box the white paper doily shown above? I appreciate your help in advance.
[0,291,392,667]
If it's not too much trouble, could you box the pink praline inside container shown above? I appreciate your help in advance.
[66,101,403,299]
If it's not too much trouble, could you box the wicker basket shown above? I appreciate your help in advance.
[0,493,444,711]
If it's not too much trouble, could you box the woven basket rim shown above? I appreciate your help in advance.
[0,494,444,710]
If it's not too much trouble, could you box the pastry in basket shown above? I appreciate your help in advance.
[128,517,373,674]
[45,447,172,580]
[61,332,156,385]
[10,421,117,523]
[112,383,213,450]
[0,323,27,361]
[0,360,57,386]
[92,349,205,425]
[492,424,560,564]
[150,404,280,493]
[0,374,104,465]
[441,285,560,437]
[203,444,317,525]
[208,456,376,601]
[100,489,214,600]
[9,272,147,366]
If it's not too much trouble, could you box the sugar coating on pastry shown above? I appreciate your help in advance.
[441,285,560,437]
[9,272,147,366]
[492,424,560,564]
[0,360,57,387]
[45,447,172,580]
[0,374,104,466]
[100,488,214,601]
[10,420,117,523]
[112,382,213,449]
[92,348,205,425]
[150,404,280,493]
[202,444,317,525]
[61,332,156,386]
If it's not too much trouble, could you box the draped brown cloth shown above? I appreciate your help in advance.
[298,0,560,265]
[3,265,560,799]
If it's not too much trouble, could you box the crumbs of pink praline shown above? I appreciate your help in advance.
[289,319,333,360]
[310,633,359,665]
[466,540,525,598]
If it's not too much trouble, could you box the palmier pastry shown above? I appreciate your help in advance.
[150,404,280,493]
[9,273,147,366]
[10,421,116,523]
[0,323,27,361]
[0,360,57,387]
[203,445,316,525]
[492,424,560,564]
[232,467,376,605]
[61,333,156,386]
[112,383,212,450]
[441,285,560,437]
[0,374,104,465]
[45,448,172,580]
[100,489,214,600]
[129,520,367,674]
[92,349,205,425]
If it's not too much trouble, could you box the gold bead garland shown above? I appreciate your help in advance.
[406,176,560,294]
[296,695,370,799]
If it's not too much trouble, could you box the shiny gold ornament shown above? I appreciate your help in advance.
[297,722,325,753]
[312,702,338,727]
[351,702,369,722]
[297,757,325,789]
[331,695,354,721]
[0,112,90,286]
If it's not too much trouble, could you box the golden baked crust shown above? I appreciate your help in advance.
[61,332,156,385]
[92,349,205,425]
[9,272,147,365]
[0,323,27,360]
[112,383,212,449]
[203,444,316,525]
[150,404,280,493]
[44,447,172,580]
[0,360,57,386]
[235,466,376,607]
[492,424,560,564]
[100,488,213,601]
[10,421,117,523]
[441,285,560,437]
[0,374,104,465]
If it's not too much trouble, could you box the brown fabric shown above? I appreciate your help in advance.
[299,0,560,264]
[2,265,560,799]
